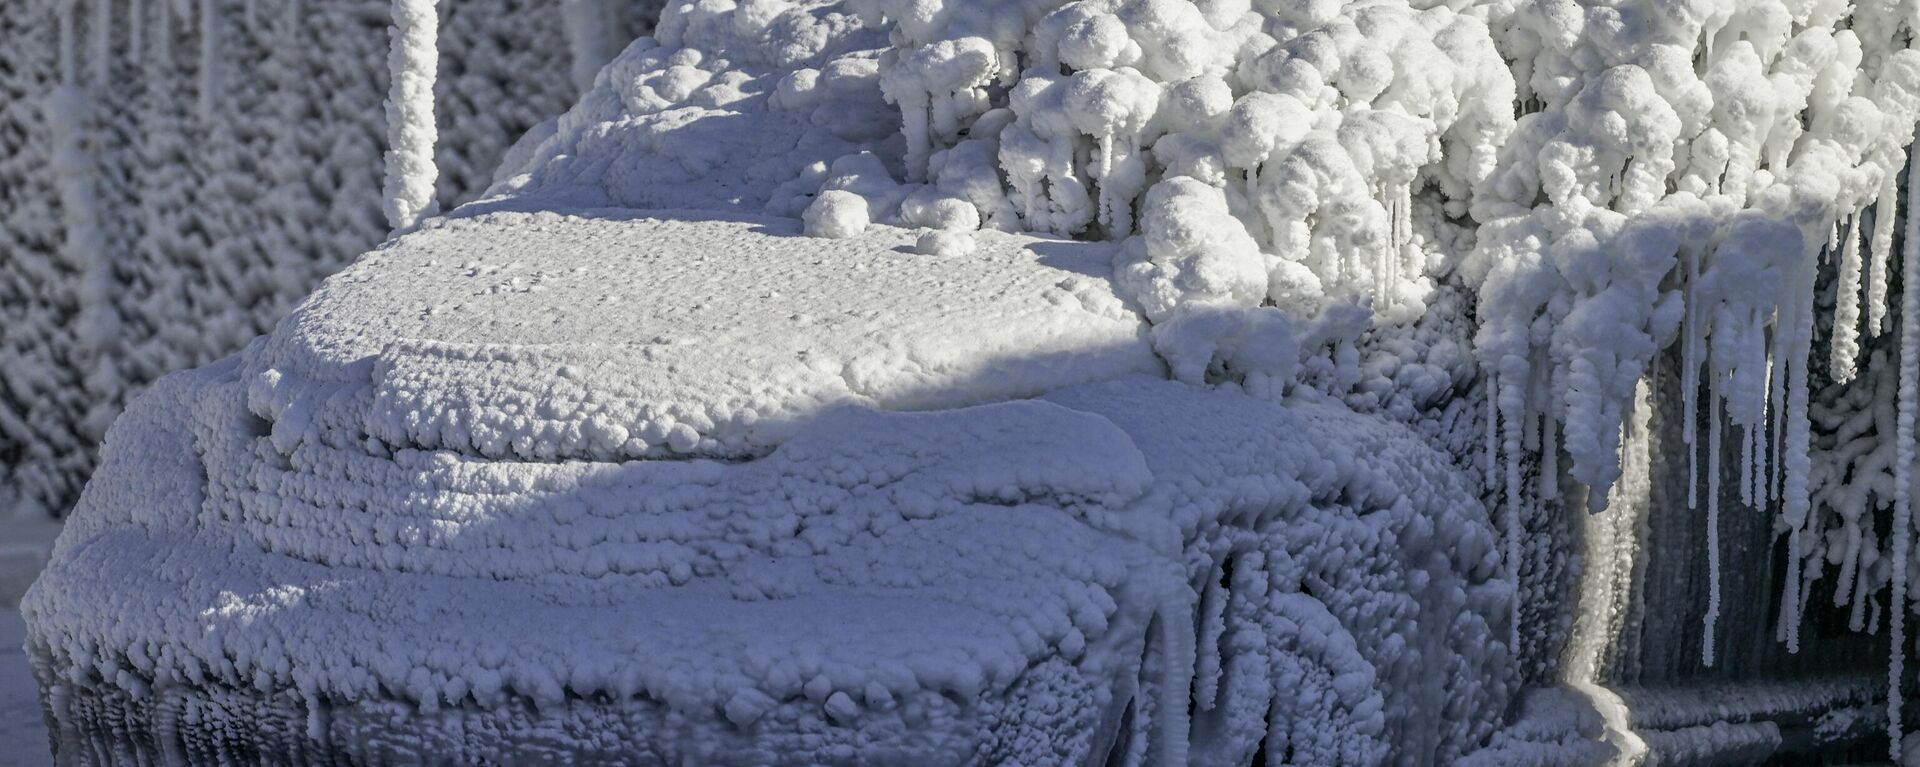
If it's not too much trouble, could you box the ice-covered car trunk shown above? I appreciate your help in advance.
[25,212,1513,765]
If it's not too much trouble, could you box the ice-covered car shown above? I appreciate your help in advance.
[21,0,1547,759]
[24,210,1517,765]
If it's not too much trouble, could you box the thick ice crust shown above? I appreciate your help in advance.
[29,361,1509,764]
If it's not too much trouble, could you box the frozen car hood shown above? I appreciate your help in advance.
[243,209,1162,463]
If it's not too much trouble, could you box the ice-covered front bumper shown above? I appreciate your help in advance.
[26,353,1183,765]
[23,212,1191,765]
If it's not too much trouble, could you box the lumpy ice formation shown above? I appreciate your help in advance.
[488,0,1920,754]
[26,0,1920,761]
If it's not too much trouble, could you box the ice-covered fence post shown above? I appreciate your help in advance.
[382,0,439,232]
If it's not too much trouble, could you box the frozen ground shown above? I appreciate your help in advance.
[2,520,56,766]
[1,609,50,767]
[0,519,58,609]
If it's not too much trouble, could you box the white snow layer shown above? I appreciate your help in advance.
[26,212,1512,764]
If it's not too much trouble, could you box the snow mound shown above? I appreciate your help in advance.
[247,210,1158,462]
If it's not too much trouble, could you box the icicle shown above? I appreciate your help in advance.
[563,0,611,92]
[1397,192,1408,292]
[1375,203,1390,308]
[1336,229,1349,289]
[1850,529,1870,631]
[304,693,328,743]
[130,0,144,64]
[1562,377,1652,763]
[1396,184,1411,291]
[1390,192,1405,309]
[1375,185,1412,311]
[1523,391,1540,452]
[1195,562,1228,711]
[1396,183,1412,252]
[47,85,112,352]
[277,0,301,46]
[1540,412,1558,500]
[1045,136,1080,235]
[154,0,171,67]
[901,94,932,183]
[1780,249,1817,654]
[1106,138,1138,238]
[1889,144,1919,763]
[1780,530,1801,647]
[1746,419,1760,506]
[1748,308,1767,507]
[1155,596,1195,767]
[1872,174,1898,336]
[1485,380,1499,491]
[58,0,78,85]
[1769,328,1784,504]
[1833,213,1865,383]
[199,0,217,120]
[91,0,112,86]
[1095,133,1118,235]
[1502,369,1525,653]
[1753,386,1766,500]
[1740,418,1755,508]
[382,0,441,231]
[1796,537,1817,625]
[1127,654,1156,767]
[1685,247,1701,510]
[1245,165,1258,226]
[1704,380,1721,667]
